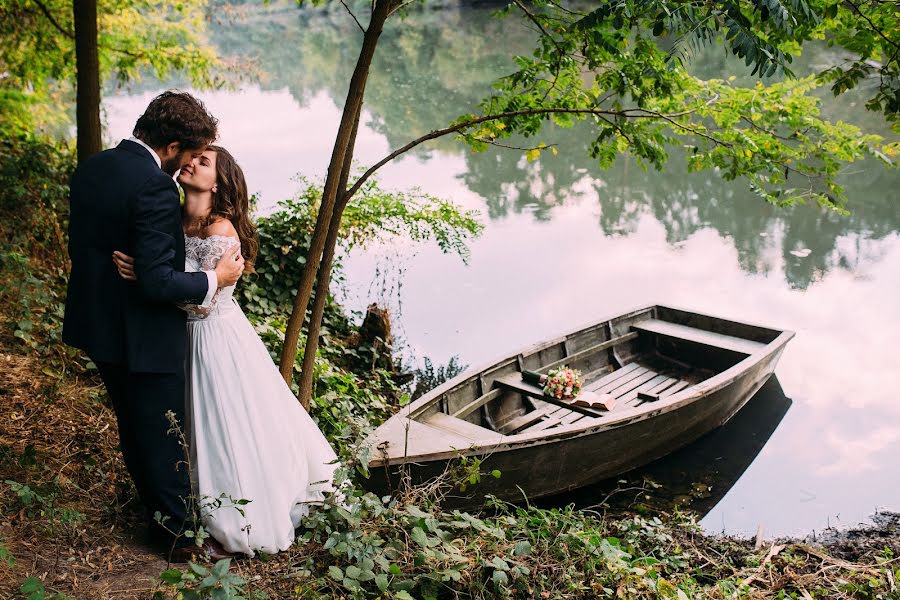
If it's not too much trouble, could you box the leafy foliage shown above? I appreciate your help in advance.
[155,559,264,600]
[815,0,900,127]
[237,176,482,322]
[18,576,73,600]
[0,0,223,135]
[457,0,897,212]
[0,138,84,370]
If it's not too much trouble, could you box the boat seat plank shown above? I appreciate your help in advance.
[632,319,765,355]
[494,373,606,417]
[424,412,504,441]
[595,366,650,394]
[585,362,642,391]
[499,406,554,434]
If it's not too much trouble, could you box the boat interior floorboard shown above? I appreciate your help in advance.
[434,352,718,438]
[492,355,715,434]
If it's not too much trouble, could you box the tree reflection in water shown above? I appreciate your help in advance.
[197,4,898,290]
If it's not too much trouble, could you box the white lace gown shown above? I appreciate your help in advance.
[183,234,339,556]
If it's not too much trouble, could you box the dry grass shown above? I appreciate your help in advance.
[0,339,170,599]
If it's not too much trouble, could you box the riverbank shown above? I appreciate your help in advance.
[1,341,897,598]
[1,139,897,598]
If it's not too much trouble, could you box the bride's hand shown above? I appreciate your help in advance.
[112,251,137,281]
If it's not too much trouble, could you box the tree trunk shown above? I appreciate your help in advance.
[74,0,101,163]
[296,110,361,408]
[278,0,392,384]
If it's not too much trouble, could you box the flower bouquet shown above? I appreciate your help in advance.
[521,366,583,400]
[521,366,616,411]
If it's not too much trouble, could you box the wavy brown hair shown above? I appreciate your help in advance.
[206,146,258,272]
[133,91,218,151]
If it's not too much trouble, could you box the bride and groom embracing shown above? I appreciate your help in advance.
[62,91,340,562]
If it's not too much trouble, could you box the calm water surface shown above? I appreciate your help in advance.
[102,5,899,537]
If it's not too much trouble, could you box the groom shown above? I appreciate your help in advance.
[63,91,243,561]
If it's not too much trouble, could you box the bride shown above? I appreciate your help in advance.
[114,146,339,557]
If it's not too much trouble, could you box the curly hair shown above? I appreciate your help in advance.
[133,91,218,151]
[204,146,259,272]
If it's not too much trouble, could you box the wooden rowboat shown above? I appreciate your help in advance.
[362,305,794,509]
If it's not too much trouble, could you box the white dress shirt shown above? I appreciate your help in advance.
[127,137,218,307]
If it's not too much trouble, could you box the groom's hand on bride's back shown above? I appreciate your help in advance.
[112,246,243,288]
[215,245,244,288]
[113,251,137,281]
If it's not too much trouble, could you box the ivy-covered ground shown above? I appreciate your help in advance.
[1,139,897,599]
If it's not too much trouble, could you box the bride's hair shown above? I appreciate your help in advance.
[207,145,259,273]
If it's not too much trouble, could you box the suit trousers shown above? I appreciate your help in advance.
[95,361,193,548]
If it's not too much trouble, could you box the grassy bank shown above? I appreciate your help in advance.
[1,139,897,599]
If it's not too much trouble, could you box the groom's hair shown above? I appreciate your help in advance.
[133,91,218,151]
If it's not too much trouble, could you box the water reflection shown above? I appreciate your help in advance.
[102,4,900,536]
[202,5,899,289]
[537,376,793,521]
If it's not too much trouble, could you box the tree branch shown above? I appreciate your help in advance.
[339,0,366,33]
[346,105,723,199]
[472,138,560,153]
[32,0,74,39]
[843,0,900,52]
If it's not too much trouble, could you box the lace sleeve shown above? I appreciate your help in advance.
[181,236,241,318]
[196,235,242,271]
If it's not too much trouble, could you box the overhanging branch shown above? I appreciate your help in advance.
[345,105,723,199]
[32,0,74,38]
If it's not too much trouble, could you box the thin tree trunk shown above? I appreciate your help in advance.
[296,110,361,408]
[278,0,392,384]
[74,0,101,162]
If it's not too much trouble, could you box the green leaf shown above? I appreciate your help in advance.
[410,526,429,547]
[159,569,183,584]
[375,573,389,591]
[513,541,532,556]
[345,565,361,580]
[328,565,343,581]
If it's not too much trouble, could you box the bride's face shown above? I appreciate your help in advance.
[177,150,218,193]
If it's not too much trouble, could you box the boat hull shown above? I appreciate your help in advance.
[363,339,788,509]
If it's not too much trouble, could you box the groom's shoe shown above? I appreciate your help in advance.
[169,539,237,563]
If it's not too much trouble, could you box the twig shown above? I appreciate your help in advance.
[31,0,74,38]
[339,0,366,33]
[844,0,900,53]
[345,104,723,200]
[741,543,785,587]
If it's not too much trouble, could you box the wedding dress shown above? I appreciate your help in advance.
[183,234,338,556]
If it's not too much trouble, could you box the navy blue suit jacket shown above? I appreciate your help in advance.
[63,140,210,373]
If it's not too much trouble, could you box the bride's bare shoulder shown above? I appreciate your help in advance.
[205,218,238,240]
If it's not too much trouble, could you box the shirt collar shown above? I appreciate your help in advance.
[128,136,162,169]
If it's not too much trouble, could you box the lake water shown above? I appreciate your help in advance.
[102,4,899,537]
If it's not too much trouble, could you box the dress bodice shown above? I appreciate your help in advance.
[183,234,240,320]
